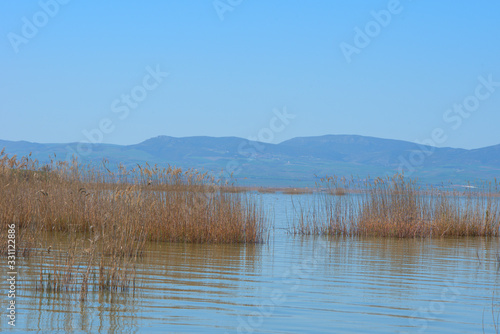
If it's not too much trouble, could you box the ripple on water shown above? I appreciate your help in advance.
[5,194,500,333]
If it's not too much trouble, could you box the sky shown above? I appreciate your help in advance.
[1,0,499,149]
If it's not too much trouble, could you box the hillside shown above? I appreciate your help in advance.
[0,135,498,187]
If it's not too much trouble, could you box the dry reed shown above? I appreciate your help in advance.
[292,174,500,238]
[0,152,266,246]
[282,187,314,195]
[0,150,267,298]
[257,187,277,194]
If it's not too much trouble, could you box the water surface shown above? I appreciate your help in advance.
[4,194,500,333]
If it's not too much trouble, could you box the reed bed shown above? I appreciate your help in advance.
[257,187,277,194]
[281,187,314,195]
[35,236,137,301]
[292,174,500,238]
[0,151,267,298]
[0,152,266,246]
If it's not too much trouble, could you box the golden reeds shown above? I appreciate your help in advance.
[0,151,267,299]
[0,152,265,247]
[257,187,277,194]
[292,174,500,238]
[282,187,314,195]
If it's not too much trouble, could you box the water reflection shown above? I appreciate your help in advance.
[12,240,264,333]
[5,194,500,333]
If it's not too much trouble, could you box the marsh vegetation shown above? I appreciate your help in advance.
[2,151,500,303]
[292,175,500,237]
[0,151,266,298]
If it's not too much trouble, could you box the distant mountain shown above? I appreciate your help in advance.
[464,144,500,165]
[1,135,499,187]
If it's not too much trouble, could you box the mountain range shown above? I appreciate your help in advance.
[1,135,499,187]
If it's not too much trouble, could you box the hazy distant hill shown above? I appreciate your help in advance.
[1,135,498,187]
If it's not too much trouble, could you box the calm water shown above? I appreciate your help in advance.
[3,194,500,333]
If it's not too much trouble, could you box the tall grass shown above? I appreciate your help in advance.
[0,151,267,298]
[0,152,266,246]
[292,174,500,238]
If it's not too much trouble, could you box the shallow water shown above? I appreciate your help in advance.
[3,194,500,333]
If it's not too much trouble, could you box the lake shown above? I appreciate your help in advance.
[4,193,500,333]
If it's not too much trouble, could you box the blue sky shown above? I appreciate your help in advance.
[1,0,499,149]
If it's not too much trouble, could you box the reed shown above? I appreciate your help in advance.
[282,187,314,195]
[292,174,500,238]
[330,187,347,196]
[257,187,277,194]
[0,151,267,299]
[0,152,265,247]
